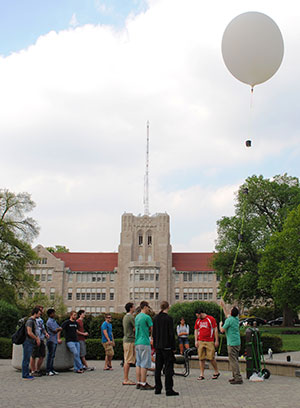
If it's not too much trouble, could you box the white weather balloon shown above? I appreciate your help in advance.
[222,12,284,88]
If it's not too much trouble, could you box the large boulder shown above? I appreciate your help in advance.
[12,341,74,371]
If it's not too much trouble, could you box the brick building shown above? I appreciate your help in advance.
[28,212,219,313]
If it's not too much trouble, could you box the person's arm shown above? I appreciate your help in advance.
[219,321,225,333]
[27,325,40,346]
[194,328,198,348]
[214,326,219,348]
[77,329,89,336]
[102,329,111,343]
[220,299,230,318]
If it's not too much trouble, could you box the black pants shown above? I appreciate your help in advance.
[155,349,175,393]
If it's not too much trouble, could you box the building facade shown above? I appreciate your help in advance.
[28,212,219,313]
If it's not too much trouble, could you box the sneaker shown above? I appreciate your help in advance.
[47,371,55,376]
[23,376,35,380]
[155,389,161,395]
[84,367,95,371]
[140,383,155,390]
[52,371,59,375]
[33,371,42,377]
[136,383,141,389]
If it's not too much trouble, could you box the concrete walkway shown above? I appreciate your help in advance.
[1,359,300,408]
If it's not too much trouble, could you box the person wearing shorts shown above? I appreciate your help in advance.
[176,317,190,355]
[77,310,94,371]
[30,305,49,377]
[101,314,115,370]
[194,309,220,380]
[122,302,136,385]
[135,301,154,390]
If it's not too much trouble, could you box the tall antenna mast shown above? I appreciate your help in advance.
[143,120,150,216]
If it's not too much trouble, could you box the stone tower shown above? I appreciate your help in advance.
[116,212,172,312]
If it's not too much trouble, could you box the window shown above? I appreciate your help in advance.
[150,292,154,299]
[138,234,143,245]
[42,258,47,264]
[148,235,152,246]
[86,293,91,301]
[41,272,46,282]
[102,293,106,300]
[97,293,101,300]
[109,307,114,313]
[204,293,208,300]
[102,275,106,282]
[199,293,203,300]
[110,274,115,282]
[110,289,114,301]
[77,274,82,283]
[67,274,73,282]
[76,290,80,300]
[155,272,159,281]
[183,273,187,282]
[175,288,180,300]
[67,289,72,301]
[91,293,96,301]
[92,274,96,282]
[208,293,213,300]
[81,293,86,300]
[175,274,179,283]
[50,288,55,300]
[35,274,40,281]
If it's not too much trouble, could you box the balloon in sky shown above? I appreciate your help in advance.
[222,12,284,88]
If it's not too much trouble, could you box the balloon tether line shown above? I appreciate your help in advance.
[218,194,247,355]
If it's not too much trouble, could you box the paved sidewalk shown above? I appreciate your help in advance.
[1,359,299,408]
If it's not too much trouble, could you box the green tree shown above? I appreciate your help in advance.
[18,293,67,318]
[258,205,300,326]
[213,174,300,308]
[0,189,39,301]
[46,245,69,253]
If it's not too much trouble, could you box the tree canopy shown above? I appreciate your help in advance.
[258,205,300,325]
[213,174,300,313]
[46,245,69,253]
[0,189,39,302]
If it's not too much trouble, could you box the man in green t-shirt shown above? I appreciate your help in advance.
[135,301,154,390]
[122,302,136,385]
[219,299,243,384]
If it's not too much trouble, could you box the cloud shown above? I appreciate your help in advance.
[0,0,300,252]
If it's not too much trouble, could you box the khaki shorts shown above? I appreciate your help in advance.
[123,343,135,364]
[103,342,114,357]
[197,341,215,360]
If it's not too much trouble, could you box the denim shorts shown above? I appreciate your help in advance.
[135,344,151,369]
[178,337,189,345]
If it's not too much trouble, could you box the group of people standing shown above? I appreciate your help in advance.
[22,299,243,389]
[22,306,94,379]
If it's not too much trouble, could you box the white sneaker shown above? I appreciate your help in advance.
[47,371,55,376]
[52,371,59,375]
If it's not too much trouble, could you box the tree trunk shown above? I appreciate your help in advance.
[283,304,294,327]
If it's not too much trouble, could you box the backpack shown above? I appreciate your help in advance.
[12,321,27,345]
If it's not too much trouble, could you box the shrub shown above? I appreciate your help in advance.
[88,313,124,339]
[169,301,224,333]
[0,300,21,338]
[86,338,123,360]
[0,337,12,358]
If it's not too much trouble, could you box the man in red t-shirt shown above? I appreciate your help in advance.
[194,309,220,380]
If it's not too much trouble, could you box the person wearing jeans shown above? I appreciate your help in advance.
[46,308,62,375]
[22,307,41,380]
[62,310,84,373]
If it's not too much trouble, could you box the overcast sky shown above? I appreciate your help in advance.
[1,0,299,253]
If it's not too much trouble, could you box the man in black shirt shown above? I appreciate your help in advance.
[62,311,84,373]
[153,301,179,396]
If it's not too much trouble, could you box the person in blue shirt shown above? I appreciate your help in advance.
[101,314,115,370]
[46,309,62,376]
[30,305,49,376]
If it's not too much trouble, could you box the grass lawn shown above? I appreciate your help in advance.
[258,326,300,352]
